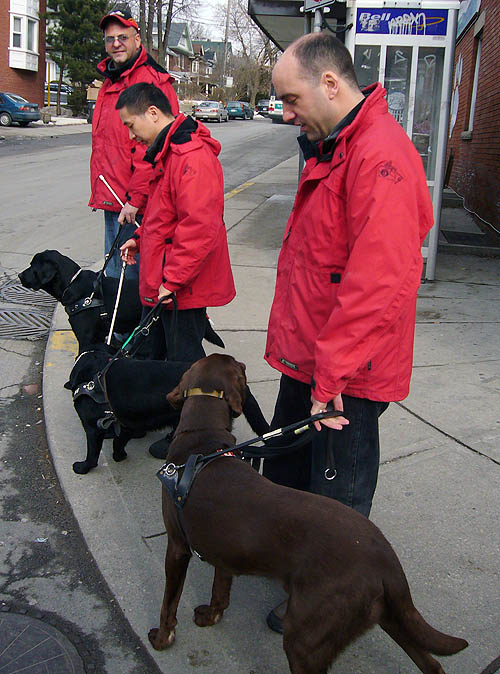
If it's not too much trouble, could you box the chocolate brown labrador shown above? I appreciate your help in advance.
[149,354,468,674]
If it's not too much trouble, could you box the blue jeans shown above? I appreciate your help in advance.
[104,211,141,280]
[263,375,389,518]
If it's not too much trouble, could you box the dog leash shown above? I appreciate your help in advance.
[159,408,342,479]
[157,409,342,561]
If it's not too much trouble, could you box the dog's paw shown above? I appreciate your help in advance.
[194,604,223,627]
[112,449,127,462]
[72,460,96,475]
[148,627,175,650]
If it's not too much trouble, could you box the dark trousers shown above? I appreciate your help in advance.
[263,374,389,518]
[140,305,207,362]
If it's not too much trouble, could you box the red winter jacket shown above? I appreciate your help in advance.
[89,46,179,213]
[265,83,433,403]
[132,114,235,310]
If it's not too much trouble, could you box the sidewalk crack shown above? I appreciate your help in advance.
[395,401,500,466]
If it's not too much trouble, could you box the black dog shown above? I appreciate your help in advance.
[19,250,225,353]
[65,347,269,476]
[64,345,190,474]
[19,250,142,348]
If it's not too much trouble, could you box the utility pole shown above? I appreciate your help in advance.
[222,0,231,87]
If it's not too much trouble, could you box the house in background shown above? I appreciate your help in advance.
[191,41,218,96]
[1,0,46,106]
[167,22,194,83]
[447,0,499,231]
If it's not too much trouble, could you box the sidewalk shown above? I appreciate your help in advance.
[43,157,500,673]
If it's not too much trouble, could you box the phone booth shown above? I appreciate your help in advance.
[340,1,460,280]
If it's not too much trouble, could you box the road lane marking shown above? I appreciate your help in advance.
[224,181,255,201]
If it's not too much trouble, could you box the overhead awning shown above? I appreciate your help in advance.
[247,0,347,51]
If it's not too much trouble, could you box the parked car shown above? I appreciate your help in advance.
[227,101,253,120]
[44,82,73,106]
[193,101,228,123]
[242,102,254,119]
[255,99,270,116]
[0,92,41,127]
[268,97,284,123]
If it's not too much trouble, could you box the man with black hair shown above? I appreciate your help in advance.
[117,83,235,457]
[89,8,179,278]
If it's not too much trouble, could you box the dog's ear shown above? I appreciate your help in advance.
[36,259,57,286]
[166,383,185,408]
[63,380,72,390]
[226,359,247,418]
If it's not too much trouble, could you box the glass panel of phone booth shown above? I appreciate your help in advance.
[412,47,445,181]
[354,45,381,89]
[385,46,412,130]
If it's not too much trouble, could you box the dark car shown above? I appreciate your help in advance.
[255,99,270,116]
[0,92,41,127]
[242,102,254,119]
[227,101,253,120]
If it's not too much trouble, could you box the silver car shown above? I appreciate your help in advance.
[194,101,229,123]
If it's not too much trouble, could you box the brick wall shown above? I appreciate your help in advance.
[0,0,46,107]
[447,0,500,228]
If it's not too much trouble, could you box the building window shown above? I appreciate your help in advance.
[13,16,22,47]
[27,19,36,51]
[467,33,481,132]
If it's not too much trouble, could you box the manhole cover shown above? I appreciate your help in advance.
[0,307,52,339]
[0,612,85,673]
[0,279,56,309]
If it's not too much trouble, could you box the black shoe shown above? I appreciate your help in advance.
[266,599,286,634]
[148,430,175,459]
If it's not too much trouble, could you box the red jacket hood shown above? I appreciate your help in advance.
[149,114,221,164]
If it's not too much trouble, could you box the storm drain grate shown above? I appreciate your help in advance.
[0,612,85,673]
[0,307,53,339]
[0,278,56,309]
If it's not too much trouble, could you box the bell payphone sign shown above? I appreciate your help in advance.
[356,8,448,35]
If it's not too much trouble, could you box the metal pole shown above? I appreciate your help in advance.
[313,8,323,33]
[425,7,458,281]
[222,0,231,87]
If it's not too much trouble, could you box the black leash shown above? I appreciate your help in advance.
[157,408,342,559]
[160,408,342,478]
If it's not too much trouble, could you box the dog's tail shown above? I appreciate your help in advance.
[384,574,468,656]
[242,386,270,436]
[204,316,225,349]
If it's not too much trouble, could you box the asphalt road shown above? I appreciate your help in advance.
[0,118,299,673]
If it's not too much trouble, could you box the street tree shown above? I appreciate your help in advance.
[43,0,107,115]
[129,0,201,66]
[216,0,278,105]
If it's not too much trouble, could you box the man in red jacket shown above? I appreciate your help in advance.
[264,31,433,631]
[117,83,235,456]
[89,9,179,278]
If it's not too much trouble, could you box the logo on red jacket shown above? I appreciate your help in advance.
[378,161,403,184]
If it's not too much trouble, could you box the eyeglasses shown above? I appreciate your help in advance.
[104,34,134,45]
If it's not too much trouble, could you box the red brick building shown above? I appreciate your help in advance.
[1,0,46,106]
[447,0,500,229]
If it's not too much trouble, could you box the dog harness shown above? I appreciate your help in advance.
[156,391,342,559]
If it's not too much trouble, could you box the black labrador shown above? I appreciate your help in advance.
[19,250,224,352]
[19,250,142,348]
[65,346,269,475]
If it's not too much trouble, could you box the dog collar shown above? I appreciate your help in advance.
[183,388,224,399]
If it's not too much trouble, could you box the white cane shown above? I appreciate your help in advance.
[98,174,137,346]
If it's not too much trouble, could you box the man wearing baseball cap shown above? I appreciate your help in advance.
[89,8,179,278]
